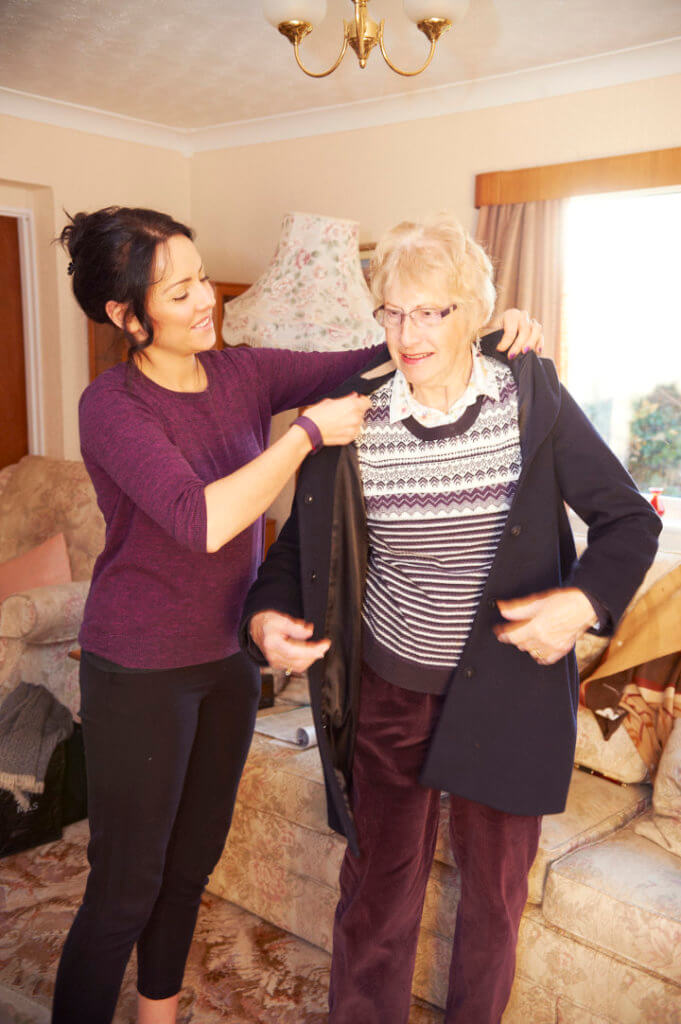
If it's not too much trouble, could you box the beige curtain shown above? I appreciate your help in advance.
[476,200,565,369]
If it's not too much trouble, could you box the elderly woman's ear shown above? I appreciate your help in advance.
[484,309,544,358]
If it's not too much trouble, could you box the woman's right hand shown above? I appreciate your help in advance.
[303,392,371,447]
[249,610,330,674]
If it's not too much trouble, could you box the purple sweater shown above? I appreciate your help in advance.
[79,345,377,669]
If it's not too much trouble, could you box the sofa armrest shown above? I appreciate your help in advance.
[0,581,90,643]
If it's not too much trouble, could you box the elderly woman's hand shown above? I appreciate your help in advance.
[249,610,330,674]
[484,309,544,359]
[493,588,598,665]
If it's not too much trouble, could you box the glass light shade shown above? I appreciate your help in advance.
[263,0,327,28]
[221,213,383,351]
[403,0,469,23]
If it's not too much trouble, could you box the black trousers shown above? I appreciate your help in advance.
[51,650,260,1024]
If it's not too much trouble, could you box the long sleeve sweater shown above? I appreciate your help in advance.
[78,345,378,669]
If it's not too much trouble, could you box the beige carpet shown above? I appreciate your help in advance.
[0,985,50,1024]
[0,820,444,1023]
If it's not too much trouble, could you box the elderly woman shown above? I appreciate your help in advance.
[241,215,661,1024]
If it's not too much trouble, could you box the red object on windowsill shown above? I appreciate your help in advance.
[649,488,665,516]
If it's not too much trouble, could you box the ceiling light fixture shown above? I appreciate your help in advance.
[264,0,469,78]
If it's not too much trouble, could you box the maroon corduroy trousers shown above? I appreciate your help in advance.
[328,662,542,1024]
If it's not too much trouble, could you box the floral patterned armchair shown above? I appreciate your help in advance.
[0,456,104,718]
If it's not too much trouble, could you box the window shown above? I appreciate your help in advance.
[563,190,681,512]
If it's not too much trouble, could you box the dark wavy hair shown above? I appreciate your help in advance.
[59,206,194,360]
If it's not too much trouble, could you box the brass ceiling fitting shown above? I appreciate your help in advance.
[276,1,452,79]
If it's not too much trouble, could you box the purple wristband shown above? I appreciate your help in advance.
[292,414,323,453]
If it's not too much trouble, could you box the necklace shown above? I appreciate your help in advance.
[134,352,207,393]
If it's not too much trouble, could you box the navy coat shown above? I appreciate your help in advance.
[241,335,661,855]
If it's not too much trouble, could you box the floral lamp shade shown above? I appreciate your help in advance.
[221,212,384,350]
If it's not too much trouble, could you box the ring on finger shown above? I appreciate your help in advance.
[531,648,543,662]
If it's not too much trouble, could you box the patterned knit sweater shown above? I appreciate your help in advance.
[356,357,522,693]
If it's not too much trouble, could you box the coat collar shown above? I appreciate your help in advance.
[328,333,562,471]
[481,331,562,468]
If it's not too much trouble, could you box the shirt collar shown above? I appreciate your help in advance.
[388,346,500,428]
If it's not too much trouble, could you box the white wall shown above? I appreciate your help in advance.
[0,115,191,458]
[1,71,680,461]
[191,73,681,281]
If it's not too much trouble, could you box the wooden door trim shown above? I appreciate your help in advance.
[0,206,44,454]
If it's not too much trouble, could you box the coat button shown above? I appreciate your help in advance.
[510,524,522,537]
[310,570,318,583]
[464,667,475,679]
[488,599,496,609]
[304,493,314,505]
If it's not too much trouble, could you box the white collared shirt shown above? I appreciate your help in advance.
[389,348,501,429]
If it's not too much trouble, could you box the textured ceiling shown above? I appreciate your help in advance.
[0,0,679,131]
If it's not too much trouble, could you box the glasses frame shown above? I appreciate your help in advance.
[373,302,458,331]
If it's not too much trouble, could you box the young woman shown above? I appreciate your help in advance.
[53,206,542,1024]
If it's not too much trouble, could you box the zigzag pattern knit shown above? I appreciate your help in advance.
[356,358,521,693]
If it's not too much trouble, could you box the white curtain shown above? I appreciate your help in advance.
[477,199,565,370]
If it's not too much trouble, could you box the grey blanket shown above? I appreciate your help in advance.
[0,682,73,811]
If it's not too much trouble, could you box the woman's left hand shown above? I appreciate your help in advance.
[493,588,598,664]
[485,309,544,359]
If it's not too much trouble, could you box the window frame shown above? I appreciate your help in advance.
[475,148,681,552]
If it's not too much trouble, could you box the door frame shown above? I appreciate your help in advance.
[0,206,44,455]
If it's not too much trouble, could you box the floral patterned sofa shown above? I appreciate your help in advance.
[208,548,681,1023]
[0,456,104,718]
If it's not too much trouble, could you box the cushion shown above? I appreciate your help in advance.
[526,770,651,904]
[543,818,681,986]
[0,580,88,643]
[553,997,611,1024]
[575,631,609,677]
[0,534,71,602]
[0,455,104,581]
[634,716,681,858]
[574,705,648,784]
[0,463,15,503]
[518,902,681,1023]
[208,801,341,953]
[232,730,332,833]
[434,768,650,904]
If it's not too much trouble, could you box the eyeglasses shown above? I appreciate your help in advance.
[373,303,458,331]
